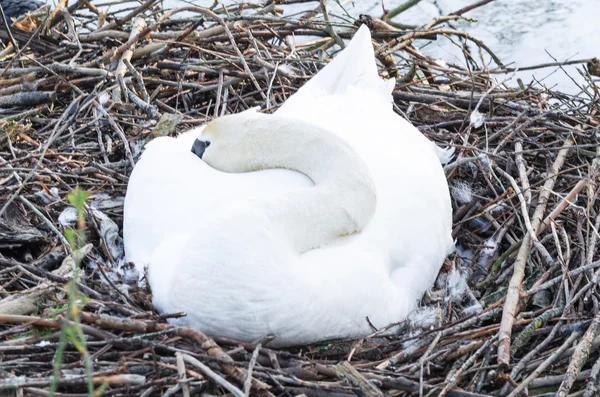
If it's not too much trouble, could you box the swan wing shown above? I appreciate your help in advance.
[149,211,414,347]
[276,24,454,287]
[301,91,453,287]
[277,24,452,168]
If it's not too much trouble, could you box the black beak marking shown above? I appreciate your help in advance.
[192,140,210,159]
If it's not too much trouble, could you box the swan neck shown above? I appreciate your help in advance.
[250,115,377,252]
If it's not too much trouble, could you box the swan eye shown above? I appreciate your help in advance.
[191,140,211,159]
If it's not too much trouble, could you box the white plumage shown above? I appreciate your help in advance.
[123,25,454,347]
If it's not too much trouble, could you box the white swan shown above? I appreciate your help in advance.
[123,25,454,347]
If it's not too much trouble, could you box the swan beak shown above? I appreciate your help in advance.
[192,140,210,159]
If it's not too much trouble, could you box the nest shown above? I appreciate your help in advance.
[0,1,599,396]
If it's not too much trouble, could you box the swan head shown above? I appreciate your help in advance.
[191,109,264,172]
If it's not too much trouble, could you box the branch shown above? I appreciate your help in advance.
[497,138,573,367]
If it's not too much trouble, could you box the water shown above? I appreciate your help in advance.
[49,0,600,93]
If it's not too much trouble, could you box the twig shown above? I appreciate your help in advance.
[497,137,573,367]
[244,343,261,397]
[320,0,345,49]
[449,0,496,16]
[18,196,72,255]
[514,141,531,205]
[507,332,580,397]
[182,353,245,397]
[95,0,157,32]
[334,362,384,397]
[584,355,600,397]
[557,312,600,397]
[176,352,191,397]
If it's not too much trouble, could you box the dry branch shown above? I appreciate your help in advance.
[0,1,598,396]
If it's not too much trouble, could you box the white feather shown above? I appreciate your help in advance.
[451,180,473,204]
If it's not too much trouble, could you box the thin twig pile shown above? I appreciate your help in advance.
[0,1,599,396]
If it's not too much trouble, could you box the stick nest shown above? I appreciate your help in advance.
[0,1,599,397]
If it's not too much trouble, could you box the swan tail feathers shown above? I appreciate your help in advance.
[320,24,391,96]
[278,25,392,114]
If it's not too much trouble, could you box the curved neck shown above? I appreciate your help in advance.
[244,114,377,253]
